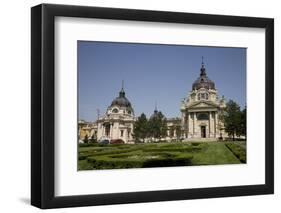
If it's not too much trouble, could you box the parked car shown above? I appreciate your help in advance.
[99,139,110,145]
[110,139,125,144]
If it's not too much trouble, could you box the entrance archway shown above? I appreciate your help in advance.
[201,126,206,138]
[104,123,110,137]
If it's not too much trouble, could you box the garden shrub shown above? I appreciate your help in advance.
[86,150,193,169]
[79,143,97,147]
[78,153,89,160]
[142,147,201,153]
[191,142,201,146]
[143,153,193,167]
[87,156,144,169]
[225,143,246,163]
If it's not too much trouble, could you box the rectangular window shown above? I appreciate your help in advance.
[120,130,124,137]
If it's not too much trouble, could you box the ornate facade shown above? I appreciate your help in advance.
[166,118,181,140]
[180,61,226,140]
[96,85,135,143]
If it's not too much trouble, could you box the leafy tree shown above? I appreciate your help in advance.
[83,134,89,143]
[224,100,241,141]
[89,133,97,143]
[240,106,247,138]
[133,113,148,143]
[217,110,225,140]
[148,111,167,141]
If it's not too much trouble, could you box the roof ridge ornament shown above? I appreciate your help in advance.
[119,80,125,97]
[200,56,206,76]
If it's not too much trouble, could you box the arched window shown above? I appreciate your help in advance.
[112,108,119,113]
[198,92,209,100]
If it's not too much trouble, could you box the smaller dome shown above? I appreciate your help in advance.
[110,87,132,108]
[192,62,215,90]
[150,109,158,119]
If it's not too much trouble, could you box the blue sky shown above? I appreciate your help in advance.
[78,41,246,122]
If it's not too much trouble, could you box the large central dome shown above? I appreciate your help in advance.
[111,87,132,108]
[192,62,215,90]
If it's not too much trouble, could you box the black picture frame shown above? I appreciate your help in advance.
[31,3,274,209]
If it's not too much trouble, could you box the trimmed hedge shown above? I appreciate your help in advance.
[191,142,201,146]
[78,153,90,160]
[79,143,97,147]
[225,143,246,163]
[87,154,193,169]
[78,142,215,170]
[142,146,202,153]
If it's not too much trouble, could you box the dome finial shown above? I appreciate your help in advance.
[154,101,158,113]
[119,80,125,97]
[200,56,206,76]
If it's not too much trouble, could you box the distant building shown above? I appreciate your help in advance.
[166,117,181,140]
[78,120,97,143]
[180,59,227,140]
[95,84,135,144]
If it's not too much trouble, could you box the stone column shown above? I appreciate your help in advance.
[97,123,101,140]
[116,122,119,138]
[188,112,192,138]
[101,124,105,137]
[110,123,113,139]
[124,129,128,143]
[192,113,194,137]
[215,112,218,138]
[128,128,131,140]
[194,112,197,137]
[209,112,213,137]
[213,112,216,138]
[181,111,186,138]
[185,112,189,138]
[208,111,211,138]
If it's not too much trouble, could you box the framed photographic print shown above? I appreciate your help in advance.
[31,3,274,209]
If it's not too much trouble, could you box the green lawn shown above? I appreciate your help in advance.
[191,143,241,165]
[78,141,246,170]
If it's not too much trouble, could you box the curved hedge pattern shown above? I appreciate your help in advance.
[78,142,245,170]
[79,143,198,169]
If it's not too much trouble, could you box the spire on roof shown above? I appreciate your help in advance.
[154,101,158,113]
[200,56,206,76]
[119,80,125,97]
